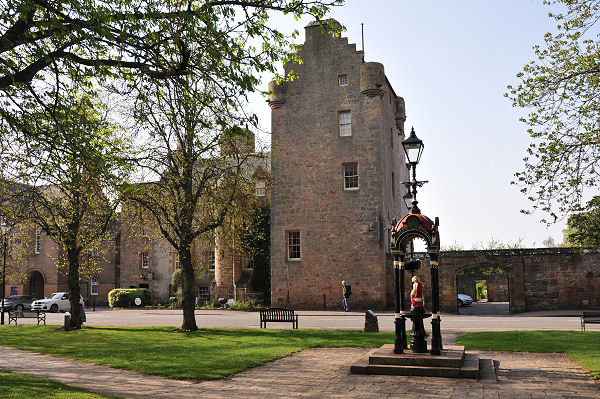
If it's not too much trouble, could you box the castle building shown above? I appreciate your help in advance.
[268,20,409,309]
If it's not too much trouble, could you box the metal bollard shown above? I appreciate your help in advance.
[64,315,70,331]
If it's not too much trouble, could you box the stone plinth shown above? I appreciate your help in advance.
[350,344,496,379]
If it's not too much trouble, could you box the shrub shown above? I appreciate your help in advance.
[229,298,262,311]
[108,288,151,308]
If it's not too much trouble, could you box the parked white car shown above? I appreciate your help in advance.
[457,293,473,307]
[31,292,85,313]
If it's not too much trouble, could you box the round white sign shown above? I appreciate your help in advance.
[134,297,142,306]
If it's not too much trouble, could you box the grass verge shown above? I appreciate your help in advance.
[457,330,600,379]
[0,370,121,399]
[0,326,393,380]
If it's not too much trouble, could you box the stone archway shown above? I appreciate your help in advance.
[439,251,526,314]
[455,264,510,315]
[26,270,45,299]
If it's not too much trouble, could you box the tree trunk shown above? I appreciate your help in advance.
[179,243,198,331]
[67,247,82,329]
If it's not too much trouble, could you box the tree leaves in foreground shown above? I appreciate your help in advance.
[507,0,600,222]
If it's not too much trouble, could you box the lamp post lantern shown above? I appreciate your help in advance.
[1,217,11,325]
[402,128,428,214]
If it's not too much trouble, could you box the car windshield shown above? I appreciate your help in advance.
[45,293,62,299]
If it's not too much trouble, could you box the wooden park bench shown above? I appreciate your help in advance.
[581,311,600,331]
[8,309,46,325]
[260,308,298,329]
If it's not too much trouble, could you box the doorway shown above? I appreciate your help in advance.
[456,266,509,315]
[27,271,45,299]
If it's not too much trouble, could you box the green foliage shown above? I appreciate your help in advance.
[108,288,151,308]
[507,0,600,221]
[471,237,525,250]
[242,204,271,304]
[0,370,118,399]
[458,266,505,275]
[457,330,600,380]
[229,298,262,311]
[440,240,465,252]
[563,196,600,246]
[0,326,394,380]
[475,283,487,300]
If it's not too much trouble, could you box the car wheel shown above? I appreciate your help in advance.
[50,304,58,313]
[457,299,463,308]
[15,304,24,312]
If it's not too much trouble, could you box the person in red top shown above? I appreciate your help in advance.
[410,276,424,310]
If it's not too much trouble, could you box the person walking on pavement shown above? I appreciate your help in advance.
[342,280,351,312]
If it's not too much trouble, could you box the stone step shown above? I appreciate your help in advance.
[459,353,479,379]
[350,345,496,380]
[368,344,465,368]
[478,358,498,382]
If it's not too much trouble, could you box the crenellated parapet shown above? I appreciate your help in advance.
[395,96,406,133]
[267,80,287,109]
[360,62,385,98]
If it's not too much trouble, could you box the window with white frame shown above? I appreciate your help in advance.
[338,74,348,86]
[344,163,359,190]
[287,231,300,260]
[174,255,180,269]
[141,226,148,238]
[91,276,99,296]
[339,111,352,137]
[35,225,41,254]
[255,181,266,197]
[141,252,149,268]
[208,250,215,271]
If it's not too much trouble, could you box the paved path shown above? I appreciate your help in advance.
[1,345,599,398]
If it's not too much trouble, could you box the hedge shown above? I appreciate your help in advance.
[108,288,151,308]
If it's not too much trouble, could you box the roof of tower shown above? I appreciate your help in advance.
[306,18,342,30]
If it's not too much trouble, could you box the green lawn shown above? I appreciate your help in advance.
[457,330,600,379]
[0,370,121,399]
[0,326,394,380]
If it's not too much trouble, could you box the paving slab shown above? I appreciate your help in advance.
[1,345,599,398]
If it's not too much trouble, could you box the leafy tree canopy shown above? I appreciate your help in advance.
[563,196,600,246]
[508,0,600,222]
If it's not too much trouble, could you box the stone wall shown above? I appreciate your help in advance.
[439,248,600,313]
[269,20,408,309]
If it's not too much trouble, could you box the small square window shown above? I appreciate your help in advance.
[288,231,300,260]
[338,75,348,86]
[344,163,359,190]
[339,111,351,137]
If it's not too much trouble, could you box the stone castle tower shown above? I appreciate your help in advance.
[269,20,409,309]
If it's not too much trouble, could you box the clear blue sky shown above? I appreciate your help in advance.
[250,0,571,249]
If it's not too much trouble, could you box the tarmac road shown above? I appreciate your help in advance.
[11,305,594,333]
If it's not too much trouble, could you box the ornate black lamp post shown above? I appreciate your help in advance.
[402,127,428,214]
[1,217,11,325]
[390,127,443,356]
